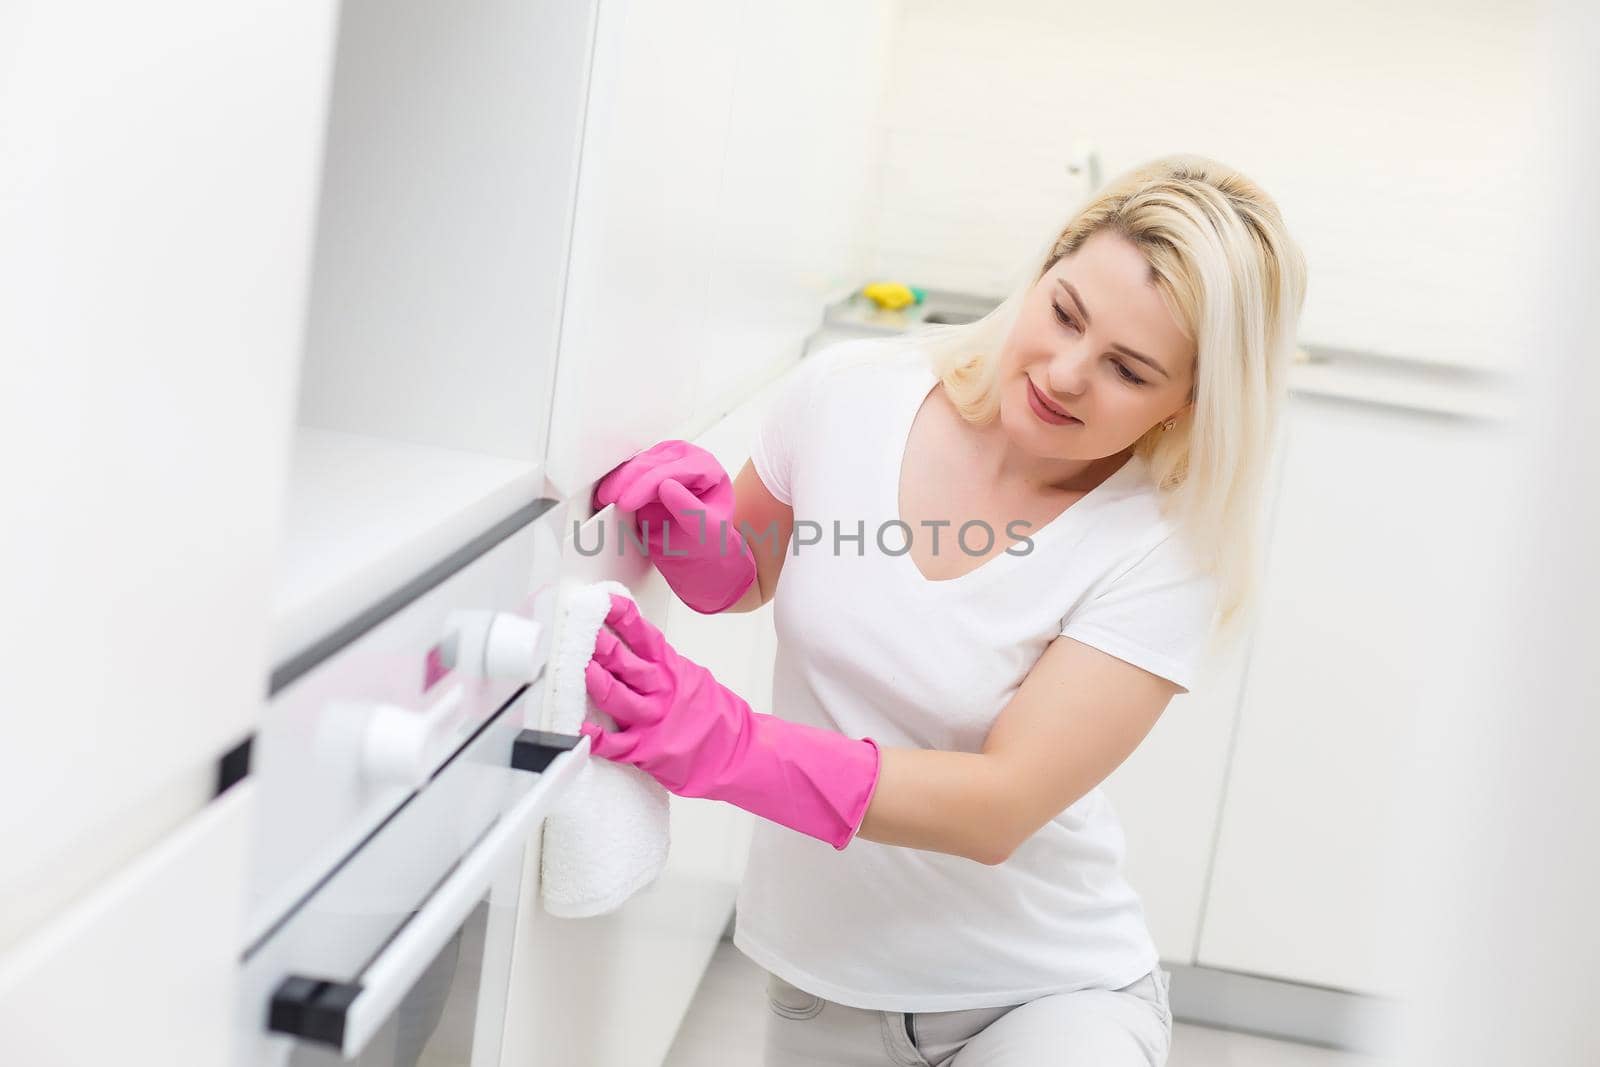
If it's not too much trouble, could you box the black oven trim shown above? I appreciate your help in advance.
[267,495,560,697]
[240,686,532,962]
[261,728,579,1049]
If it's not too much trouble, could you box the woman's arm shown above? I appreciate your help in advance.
[583,576,1179,858]
[855,636,1180,865]
[722,459,794,613]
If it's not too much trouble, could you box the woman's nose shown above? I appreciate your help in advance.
[1045,346,1091,397]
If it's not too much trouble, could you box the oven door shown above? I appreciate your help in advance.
[237,689,587,1066]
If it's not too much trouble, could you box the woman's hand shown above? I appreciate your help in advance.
[591,440,756,614]
[579,592,727,792]
[581,594,881,850]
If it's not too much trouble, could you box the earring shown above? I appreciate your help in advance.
[1158,418,1176,431]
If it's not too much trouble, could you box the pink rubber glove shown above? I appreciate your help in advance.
[580,594,881,851]
[591,441,757,615]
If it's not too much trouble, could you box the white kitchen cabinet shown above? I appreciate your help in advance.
[544,0,890,501]
[499,393,776,1067]
[0,2,337,953]
[541,0,744,500]
[258,0,886,1059]
[277,0,599,666]
[495,513,725,1067]
[0,784,257,1067]
[655,398,782,890]
[1194,394,1512,995]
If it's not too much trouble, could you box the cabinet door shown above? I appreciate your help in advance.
[0,785,255,1067]
[1195,395,1512,994]
[499,394,772,1067]
[543,0,889,500]
[543,0,745,499]
[0,3,336,950]
[273,0,601,671]
[496,516,730,1067]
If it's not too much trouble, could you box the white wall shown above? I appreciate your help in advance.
[866,0,1538,374]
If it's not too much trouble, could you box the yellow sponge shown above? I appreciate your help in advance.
[861,282,918,311]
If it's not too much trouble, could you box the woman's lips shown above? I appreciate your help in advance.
[1026,377,1080,425]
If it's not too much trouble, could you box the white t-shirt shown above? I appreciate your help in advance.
[732,339,1219,1012]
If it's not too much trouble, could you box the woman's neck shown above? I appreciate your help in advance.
[979,419,1132,496]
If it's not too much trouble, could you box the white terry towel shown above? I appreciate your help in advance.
[539,579,670,917]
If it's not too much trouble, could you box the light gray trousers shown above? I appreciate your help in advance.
[762,968,1172,1066]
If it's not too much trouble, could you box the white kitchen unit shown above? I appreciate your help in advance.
[246,0,888,1060]
[237,685,588,1067]
[1195,389,1513,997]
[278,0,600,668]
[244,508,569,953]
[239,0,606,1060]
[501,392,778,1067]
[1095,357,1514,1050]
[498,507,707,1067]
[0,3,338,1032]
[870,1,1540,379]
[543,0,892,498]
[495,3,890,1054]
[0,784,256,1067]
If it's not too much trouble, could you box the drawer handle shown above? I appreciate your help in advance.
[268,729,588,1054]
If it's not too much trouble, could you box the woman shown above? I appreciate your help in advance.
[582,155,1306,1066]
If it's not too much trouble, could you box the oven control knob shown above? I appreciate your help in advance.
[447,610,546,683]
[362,686,463,788]
[484,612,544,681]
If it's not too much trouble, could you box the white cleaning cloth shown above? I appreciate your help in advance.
[539,579,670,917]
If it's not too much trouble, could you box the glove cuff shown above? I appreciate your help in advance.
[659,529,758,614]
[688,711,882,851]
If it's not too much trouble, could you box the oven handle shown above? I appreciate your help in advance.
[267,728,589,1055]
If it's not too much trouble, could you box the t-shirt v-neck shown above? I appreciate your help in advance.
[737,337,1220,1013]
[887,361,1140,588]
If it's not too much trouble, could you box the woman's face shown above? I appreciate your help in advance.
[995,229,1197,465]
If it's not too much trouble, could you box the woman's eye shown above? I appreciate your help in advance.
[1050,301,1144,385]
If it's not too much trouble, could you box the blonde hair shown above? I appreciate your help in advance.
[901,154,1306,641]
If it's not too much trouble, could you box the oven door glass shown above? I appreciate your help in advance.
[244,702,585,1067]
[285,858,521,1067]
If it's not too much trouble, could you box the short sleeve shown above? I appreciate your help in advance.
[748,344,851,506]
[1059,532,1220,695]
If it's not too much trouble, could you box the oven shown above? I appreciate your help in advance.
[235,500,590,1065]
